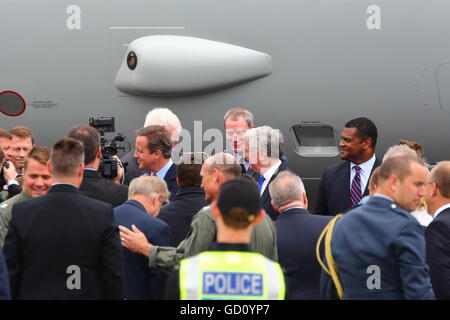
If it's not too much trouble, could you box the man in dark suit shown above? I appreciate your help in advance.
[3,137,123,299]
[321,155,434,299]
[121,107,182,185]
[67,125,128,207]
[0,249,10,300]
[270,171,332,299]
[245,126,291,221]
[134,125,178,200]
[114,175,171,299]
[158,152,209,246]
[315,117,381,215]
[425,161,450,299]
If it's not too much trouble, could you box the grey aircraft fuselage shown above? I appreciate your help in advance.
[1,0,450,206]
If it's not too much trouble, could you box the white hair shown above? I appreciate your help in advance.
[382,144,418,162]
[128,175,170,202]
[144,107,182,143]
[244,126,283,160]
[269,171,305,208]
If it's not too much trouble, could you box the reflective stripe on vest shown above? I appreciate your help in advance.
[179,251,285,300]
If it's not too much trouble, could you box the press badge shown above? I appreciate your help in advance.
[202,272,263,296]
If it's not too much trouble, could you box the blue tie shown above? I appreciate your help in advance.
[350,165,362,207]
[258,175,266,192]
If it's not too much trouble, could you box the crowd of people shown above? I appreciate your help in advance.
[0,107,448,300]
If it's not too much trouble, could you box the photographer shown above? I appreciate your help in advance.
[67,125,128,207]
[0,149,22,203]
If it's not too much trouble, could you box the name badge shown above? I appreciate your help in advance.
[203,272,263,296]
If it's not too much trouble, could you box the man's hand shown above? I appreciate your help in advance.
[2,161,17,183]
[107,156,124,184]
[119,225,153,257]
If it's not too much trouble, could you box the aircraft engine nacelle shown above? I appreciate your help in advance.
[114,35,272,96]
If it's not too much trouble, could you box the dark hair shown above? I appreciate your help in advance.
[177,153,206,188]
[67,125,100,165]
[51,138,84,177]
[136,125,172,159]
[217,178,262,229]
[345,117,378,148]
[0,149,3,163]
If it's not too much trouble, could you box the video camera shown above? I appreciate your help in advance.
[89,117,129,179]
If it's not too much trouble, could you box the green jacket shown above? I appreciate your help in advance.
[149,205,278,272]
[0,191,29,247]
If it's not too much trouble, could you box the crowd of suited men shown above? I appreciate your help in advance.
[0,107,449,300]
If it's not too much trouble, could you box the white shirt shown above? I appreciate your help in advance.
[350,154,376,195]
[260,160,282,195]
[433,203,450,219]
[230,150,249,172]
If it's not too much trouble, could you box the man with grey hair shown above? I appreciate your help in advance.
[245,126,292,221]
[114,175,171,299]
[118,152,278,272]
[122,107,182,185]
[4,137,123,299]
[270,171,332,299]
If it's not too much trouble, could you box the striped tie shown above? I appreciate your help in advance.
[350,165,362,208]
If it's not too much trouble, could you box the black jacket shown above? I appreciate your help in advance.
[426,207,450,299]
[158,186,209,247]
[79,169,128,207]
[314,157,381,215]
[275,207,332,299]
[3,184,124,299]
[261,161,293,221]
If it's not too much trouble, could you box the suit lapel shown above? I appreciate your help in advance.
[362,157,381,197]
[260,162,288,204]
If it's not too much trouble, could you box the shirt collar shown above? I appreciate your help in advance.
[434,203,450,218]
[262,160,282,180]
[373,193,395,203]
[281,206,306,214]
[153,158,173,179]
[52,182,78,188]
[350,154,376,174]
[83,168,98,172]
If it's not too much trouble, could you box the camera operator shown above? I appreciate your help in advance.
[67,125,128,207]
[0,149,22,203]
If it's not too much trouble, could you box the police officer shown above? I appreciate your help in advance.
[164,178,285,300]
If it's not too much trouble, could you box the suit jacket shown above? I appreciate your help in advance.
[321,196,435,300]
[314,157,381,215]
[114,200,171,300]
[80,169,128,207]
[0,249,10,300]
[425,207,450,299]
[158,186,209,247]
[120,152,178,201]
[3,184,123,300]
[164,163,178,201]
[275,207,332,299]
[261,161,292,221]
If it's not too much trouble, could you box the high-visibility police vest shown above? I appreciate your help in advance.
[179,251,285,300]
